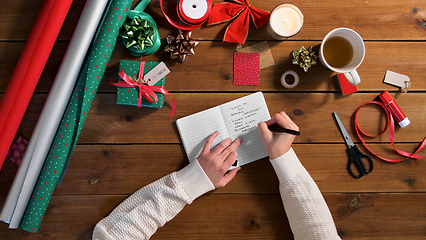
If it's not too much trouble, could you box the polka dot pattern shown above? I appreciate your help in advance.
[233,52,260,86]
[20,0,133,233]
[116,60,165,109]
[236,40,275,69]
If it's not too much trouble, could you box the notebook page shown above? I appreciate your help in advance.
[220,92,271,166]
[176,107,229,162]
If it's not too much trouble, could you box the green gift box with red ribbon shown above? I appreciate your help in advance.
[110,59,176,117]
[116,60,165,108]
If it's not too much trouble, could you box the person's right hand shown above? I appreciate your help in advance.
[197,131,242,188]
[258,111,299,159]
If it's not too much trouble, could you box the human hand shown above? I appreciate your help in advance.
[258,111,299,159]
[197,131,242,188]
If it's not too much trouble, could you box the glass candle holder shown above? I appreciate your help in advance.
[268,4,304,39]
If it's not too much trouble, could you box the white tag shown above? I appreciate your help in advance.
[384,70,410,89]
[143,62,170,86]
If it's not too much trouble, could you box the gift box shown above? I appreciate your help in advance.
[116,60,165,108]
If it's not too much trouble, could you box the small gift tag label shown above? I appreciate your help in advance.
[143,62,170,86]
[236,41,275,69]
[233,52,260,85]
[384,70,410,89]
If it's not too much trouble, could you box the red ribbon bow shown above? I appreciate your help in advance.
[207,0,270,44]
[108,61,176,118]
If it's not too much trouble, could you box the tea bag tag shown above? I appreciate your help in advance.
[143,62,170,86]
[383,70,410,91]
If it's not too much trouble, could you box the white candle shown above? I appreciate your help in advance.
[268,4,304,39]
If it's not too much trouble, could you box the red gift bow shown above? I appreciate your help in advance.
[207,0,270,44]
[108,61,176,118]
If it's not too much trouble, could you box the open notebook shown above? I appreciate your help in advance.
[176,92,271,167]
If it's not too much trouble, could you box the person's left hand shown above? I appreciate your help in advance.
[197,131,242,188]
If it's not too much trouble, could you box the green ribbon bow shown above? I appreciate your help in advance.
[121,0,161,56]
[121,18,154,50]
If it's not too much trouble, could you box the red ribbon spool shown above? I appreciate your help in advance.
[160,0,212,30]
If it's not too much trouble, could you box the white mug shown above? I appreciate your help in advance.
[319,28,365,85]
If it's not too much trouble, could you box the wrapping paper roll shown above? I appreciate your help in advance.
[19,0,133,232]
[0,0,109,229]
[0,0,73,170]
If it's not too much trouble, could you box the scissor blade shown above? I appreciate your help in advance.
[332,112,355,147]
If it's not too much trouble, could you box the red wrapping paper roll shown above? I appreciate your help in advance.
[0,0,73,170]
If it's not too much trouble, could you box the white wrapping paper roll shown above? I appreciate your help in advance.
[0,0,109,228]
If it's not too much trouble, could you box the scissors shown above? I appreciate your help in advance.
[333,112,373,178]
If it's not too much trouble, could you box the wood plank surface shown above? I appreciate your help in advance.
[1,193,426,240]
[0,144,423,196]
[0,0,425,239]
[2,41,426,92]
[7,93,426,144]
[1,0,425,41]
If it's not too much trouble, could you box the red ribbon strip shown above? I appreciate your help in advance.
[160,0,212,30]
[207,0,270,44]
[355,101,426,162]
[108,61,176,118]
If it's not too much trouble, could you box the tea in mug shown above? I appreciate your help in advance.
[322,36,353,68]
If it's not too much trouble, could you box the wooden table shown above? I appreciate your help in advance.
[1,0,426,239]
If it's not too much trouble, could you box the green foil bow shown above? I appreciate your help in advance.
[165,30,199,63]
[292,46,318,72]
[121,17,154,50]
[121,0,161,56]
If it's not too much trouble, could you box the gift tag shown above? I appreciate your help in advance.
[233,52,260,85]
[384,70,410,89]
[143,62,170,86]
[236,41,275,69]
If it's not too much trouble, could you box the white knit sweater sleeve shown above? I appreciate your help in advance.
[92,160,215,240]
[270,148,341,240]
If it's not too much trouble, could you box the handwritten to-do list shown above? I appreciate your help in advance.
[176,92,270,167]
[225,102,262,133]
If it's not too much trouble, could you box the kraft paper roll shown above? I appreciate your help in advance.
[0,0,109,229]
[19,0,133,232]
[0,0,72,170]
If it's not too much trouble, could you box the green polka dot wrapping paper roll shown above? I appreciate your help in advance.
[116,60,165,108]
[20,0,133,232]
